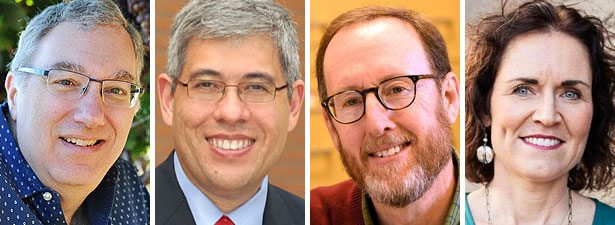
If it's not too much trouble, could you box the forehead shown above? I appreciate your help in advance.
[497,31,591,83]
[32,22,137,82]
[181,35,284,82]
[323,17,432,93]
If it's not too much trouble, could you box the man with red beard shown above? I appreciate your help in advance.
[311,6,460,225]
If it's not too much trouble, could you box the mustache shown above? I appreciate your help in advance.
[361,131,417,155]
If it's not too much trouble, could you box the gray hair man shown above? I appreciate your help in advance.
[156,0,305,224]
[1,0,149,224]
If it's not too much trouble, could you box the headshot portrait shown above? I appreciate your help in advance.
[309,0,460,224]
[466,0,615,224]
[0,0,150,224]
[155,0,305,224]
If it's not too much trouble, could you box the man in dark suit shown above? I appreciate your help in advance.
[156,0,305,224]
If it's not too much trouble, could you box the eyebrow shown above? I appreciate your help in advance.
[508,77,590,88]
[188,69,276,83]
[508,78,539,84]
[244,72,275,84]
[50,61,84,73]
[561,80,590,88]
[49,61,136,82]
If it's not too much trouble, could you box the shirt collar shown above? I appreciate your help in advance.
[174,152,268,225]
[0,102,47,199]
[362,149,460,225]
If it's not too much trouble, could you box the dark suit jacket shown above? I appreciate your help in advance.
[156,152,305,225]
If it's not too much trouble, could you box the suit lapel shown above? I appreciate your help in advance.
[155,152,197,225]
[263,184,295,225]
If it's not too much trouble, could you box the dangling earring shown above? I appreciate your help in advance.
[477,133,493,164]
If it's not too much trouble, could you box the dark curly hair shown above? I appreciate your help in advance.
[466,0,615,191]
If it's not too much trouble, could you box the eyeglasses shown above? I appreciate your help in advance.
[174,78,288,102]
[17,67,142,108]
[321,74,435,124]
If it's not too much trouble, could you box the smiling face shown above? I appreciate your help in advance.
[489,31,593,182]
[322,18,456,206]
[7,22,138,189]
[168,35,299,197]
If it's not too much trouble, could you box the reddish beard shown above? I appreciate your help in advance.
[335,101,452,207]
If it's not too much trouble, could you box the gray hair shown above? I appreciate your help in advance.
[9,0,144,85]
[167,0,301,98]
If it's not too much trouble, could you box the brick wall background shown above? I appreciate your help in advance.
[154,0,305,198]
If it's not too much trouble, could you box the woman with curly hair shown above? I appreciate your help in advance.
[465,0,615,224]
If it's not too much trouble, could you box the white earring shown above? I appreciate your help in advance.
[477,134,493,164]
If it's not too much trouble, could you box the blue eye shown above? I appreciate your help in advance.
[513,85,532,96]
[562,89,580,100]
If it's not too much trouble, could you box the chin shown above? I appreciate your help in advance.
[49,165,103,186]
[517,164,567,182]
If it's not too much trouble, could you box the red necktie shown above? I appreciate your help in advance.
[215,215,235,225]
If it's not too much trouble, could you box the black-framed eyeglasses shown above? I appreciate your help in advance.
[17,66,143,108]
[174,78,288,102]
[321,74,435,124]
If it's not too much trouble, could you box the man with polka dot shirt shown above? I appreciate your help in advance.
[0,0,149,224]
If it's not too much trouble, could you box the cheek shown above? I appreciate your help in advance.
[253,102,289,140]
[108,111,134,138]
[489,97,527,146]
[175,101,212,129]
[334,124,362,150]
[565,104,593,142]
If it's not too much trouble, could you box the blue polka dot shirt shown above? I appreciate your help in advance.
[0,103,150,225]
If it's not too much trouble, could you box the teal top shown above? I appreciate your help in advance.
[465,193,615,225]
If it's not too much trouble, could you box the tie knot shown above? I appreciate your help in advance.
[215,215,235,225]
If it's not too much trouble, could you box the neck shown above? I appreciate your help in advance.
[373,157,456,225]
[179,160,261,214]
[487,163,570,224]
[57,185,92,224]
[201,184,260,214]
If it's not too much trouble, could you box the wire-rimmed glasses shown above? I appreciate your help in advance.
[17,66,142,108]
[174,78,288,102]
[321,74,435,124]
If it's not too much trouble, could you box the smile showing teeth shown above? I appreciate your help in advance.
[523,137,561,147]
[371,145,402,158]
[208,138,254,150]
[62,137,99,147]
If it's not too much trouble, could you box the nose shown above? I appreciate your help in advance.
[212,87,251,124]
[73,82,105,128]
[363,93,396,137]
[532,93,562,127]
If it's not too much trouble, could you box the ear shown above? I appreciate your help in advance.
[5,72,19,121]
[321,107,341,150]
[441,72,460,124]
[287,80,305,131]
[482,115,491,127]
[158,73,175,126]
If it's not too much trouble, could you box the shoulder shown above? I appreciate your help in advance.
[264,184,304,225]
[465,193,477,225]
[112,158,149,199]
[269,184,304,209]
[267,184,304,214]
[155,152,176,183]
[108,158,150,224]
[591,198,615,225]
[311,180,360,205]
[310,180,364,225]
